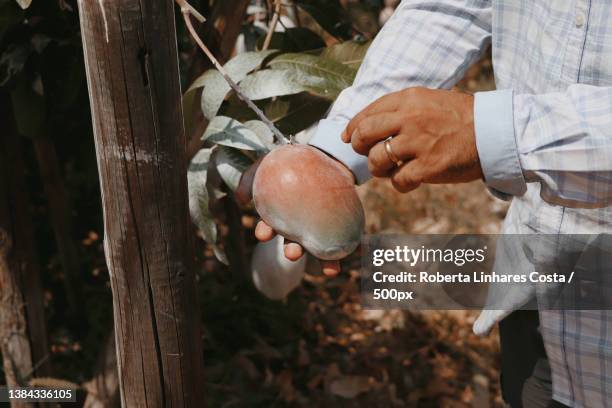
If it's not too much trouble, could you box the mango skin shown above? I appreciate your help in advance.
[251,236,306,300]
[252,144,364,260]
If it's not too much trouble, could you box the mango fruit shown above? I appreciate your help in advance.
[251,236,306,300]
[252,144,364,260]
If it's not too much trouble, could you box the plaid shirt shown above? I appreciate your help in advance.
[309,1,612,407]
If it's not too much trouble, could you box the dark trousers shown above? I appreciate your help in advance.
[499,311,570,408]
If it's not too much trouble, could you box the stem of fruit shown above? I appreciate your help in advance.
[176,0,290,145]
[262,0,282,51]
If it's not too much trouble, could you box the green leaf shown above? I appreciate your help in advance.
[186,69,216,94]
[239,69,306,100]
[214,147,254,192]
[187,148,228,264]
[224,50,277,79]
[273,94,331,135]
[213,246,229,265]
[264,98,291,122]
[202,116,267,151]
[185,50,276,120]
[188,148,216,243]
[268,53,356,100]
[186,50,276,93]
[221,92,259,123]
[320,40,371,70]
[260,94,331,135]
[15,0,32,10]
[199,71,226,120]
[244,120,274,149]
[182,84,197,139]
[255,28,325,52]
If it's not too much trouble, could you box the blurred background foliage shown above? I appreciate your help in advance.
[0,0,503,406]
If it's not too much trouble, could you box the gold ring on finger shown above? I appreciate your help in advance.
[384,136,403,167]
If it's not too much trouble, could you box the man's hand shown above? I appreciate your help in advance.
[342,87,483,193]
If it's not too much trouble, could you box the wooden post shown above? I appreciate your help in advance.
[77,0,205,406]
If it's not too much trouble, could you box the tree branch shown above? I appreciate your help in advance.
[175,0,205,22]
[262,0,282,51]
[177,0,290,145]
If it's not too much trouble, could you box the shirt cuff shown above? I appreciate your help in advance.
[474,89,527,198]
[308,119,372,185]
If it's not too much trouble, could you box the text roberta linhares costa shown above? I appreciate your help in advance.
[371,271,574,284]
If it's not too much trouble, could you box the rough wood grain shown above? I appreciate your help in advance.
[0,238,32,408]
[2,94,52,379]
[0,92,37,408]
[77,0,205,406]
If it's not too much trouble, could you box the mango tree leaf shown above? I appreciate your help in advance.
[200,71,226,120]
[214,147,254,192]
[182,84,198,139]
[268,53,357,100]
[264,98,291,122]
[273,94,331,135]
[186,69,216,94]
[221,92,259,122]
[188,148,214,237]
[255,27,325,52]
[188,149,215,243]
[15,0,32,10]
[185,50,276,120]
[239,70,306,100]
[244,120,275,149]
[320,40,371,70]
[186,50,277,93]
[202,116,267,151]
[213,246,229,265]
[259,94,331,135]
[187,148,228,264]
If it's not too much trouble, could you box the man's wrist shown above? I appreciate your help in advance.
[474,89,527,198]
[308,119,372,185]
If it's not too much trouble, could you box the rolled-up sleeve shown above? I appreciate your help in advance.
[474,89,527,199]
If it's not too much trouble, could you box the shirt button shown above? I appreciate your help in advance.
[575,13,585,28]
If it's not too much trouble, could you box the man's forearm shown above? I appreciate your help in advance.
[310,0,493,183]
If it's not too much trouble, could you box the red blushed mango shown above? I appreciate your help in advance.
[253,144,364,260]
